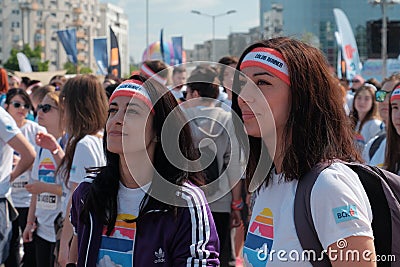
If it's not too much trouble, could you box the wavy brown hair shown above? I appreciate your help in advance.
[56,75,108,186]
[231,37,361,187]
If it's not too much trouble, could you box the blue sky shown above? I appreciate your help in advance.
[102,0,259,62]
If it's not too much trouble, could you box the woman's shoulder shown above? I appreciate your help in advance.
[22,119,46,133]
[76,131,104,147]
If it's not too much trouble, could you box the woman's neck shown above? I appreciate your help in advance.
[16,118,26,128]
[358,112,367,123]
[119,151,154,189]
[266,130,288,174]
[47,127,63,140]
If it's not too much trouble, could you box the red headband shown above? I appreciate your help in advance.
[391,86,400,102]
[140,64,167,85]
[109,79,154,113]
[240,47,290,86]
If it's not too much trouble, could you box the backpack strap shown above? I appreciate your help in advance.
[294,162,332,267]
[368,132,386,160]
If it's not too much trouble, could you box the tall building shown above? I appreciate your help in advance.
[259,0,400,65]
[99,3,129,77]
[0,0,128,75]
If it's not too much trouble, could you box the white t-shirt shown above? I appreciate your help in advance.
[355,119,382,146]
[31,144,63,242]
[0,107,21,197]
[97,182,150,267]
[362,136,386,168]
[243,163,373,266]
[11,120,46,207]
[61,133,105,215]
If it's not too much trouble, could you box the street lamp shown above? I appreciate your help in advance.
[191,9,236,62]
[369,0,400,79]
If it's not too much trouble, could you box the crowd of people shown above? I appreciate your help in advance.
[0,35,399,267]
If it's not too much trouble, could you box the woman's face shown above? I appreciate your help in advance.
[37,95,60,130]
[6,95,30,123]
[354,89,373,116]
[379,80,397,123]
[237,66,291,139]
[391,98,400,135]
[106,96,155,155]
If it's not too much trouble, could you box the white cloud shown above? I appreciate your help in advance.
[98,255,122,267]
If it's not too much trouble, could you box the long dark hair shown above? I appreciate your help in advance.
[81,75,203,235]
[56,75,108,186]
[385,90,400,173]
[231,37,361,188]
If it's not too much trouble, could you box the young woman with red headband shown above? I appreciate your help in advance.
[69,75,219,266]
[231,37,376,266]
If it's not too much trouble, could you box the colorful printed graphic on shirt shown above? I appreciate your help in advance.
[97,214,137,267]
[37,157,57,210]
[243,208,274,266]
[333,205,359,223]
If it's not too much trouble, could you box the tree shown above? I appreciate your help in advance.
[63,62,92,74]
[3,44,49,71]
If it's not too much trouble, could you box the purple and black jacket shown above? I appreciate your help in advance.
[71,179,220,267]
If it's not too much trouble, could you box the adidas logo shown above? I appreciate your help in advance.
[154,248,166,264]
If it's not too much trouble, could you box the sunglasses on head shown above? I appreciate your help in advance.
[10,101,30,110]
[37,104,58,113]
[375,90,392,102]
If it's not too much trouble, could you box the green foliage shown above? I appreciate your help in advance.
[63,62,92,74]
[79,66,92,74]
[3,44,49,71]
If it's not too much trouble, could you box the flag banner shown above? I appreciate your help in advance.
[171,36,183,65]
[160,28,165,62]
[56,28,78,64]
[109,26,121,78]
[333,8,362,81]
[93,37,108,75]
[16,52,33,73]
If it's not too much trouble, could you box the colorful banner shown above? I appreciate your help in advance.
[160,28,165,63]
[56,28,78,64]
[171,36,183,65]
[109,26,121,78]
[333,8,362,81]
[93,37,108,75]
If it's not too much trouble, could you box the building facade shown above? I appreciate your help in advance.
[259,0,400,65]
[0,0,128,75]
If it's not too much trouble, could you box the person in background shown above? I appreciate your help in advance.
[339,77,354,113]
[218,56,238,109]
[0,68,10,107]
[20,77,31,91]
[362,73,400,166]
[350,74,365,92]
[169,66,187,103]
[49,75,67,91]
[70,76,220,266]
[183,66,243,267]
[232,37,376,266]
[350,84,382,149]
[384,85,400,174]
[365,77,381,91]
[4,89,46,267]
[23,91,66,267]
[26,80,43,95]
[140,60,169,86]
[56,75,108,266]
[9,75,21,89]
[0,106,36,266]
[30,85,56,117]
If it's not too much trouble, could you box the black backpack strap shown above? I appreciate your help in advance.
[294,162,332,267]
[368,133,386,160]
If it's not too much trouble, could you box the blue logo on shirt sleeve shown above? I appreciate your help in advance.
[332,205,359,223]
